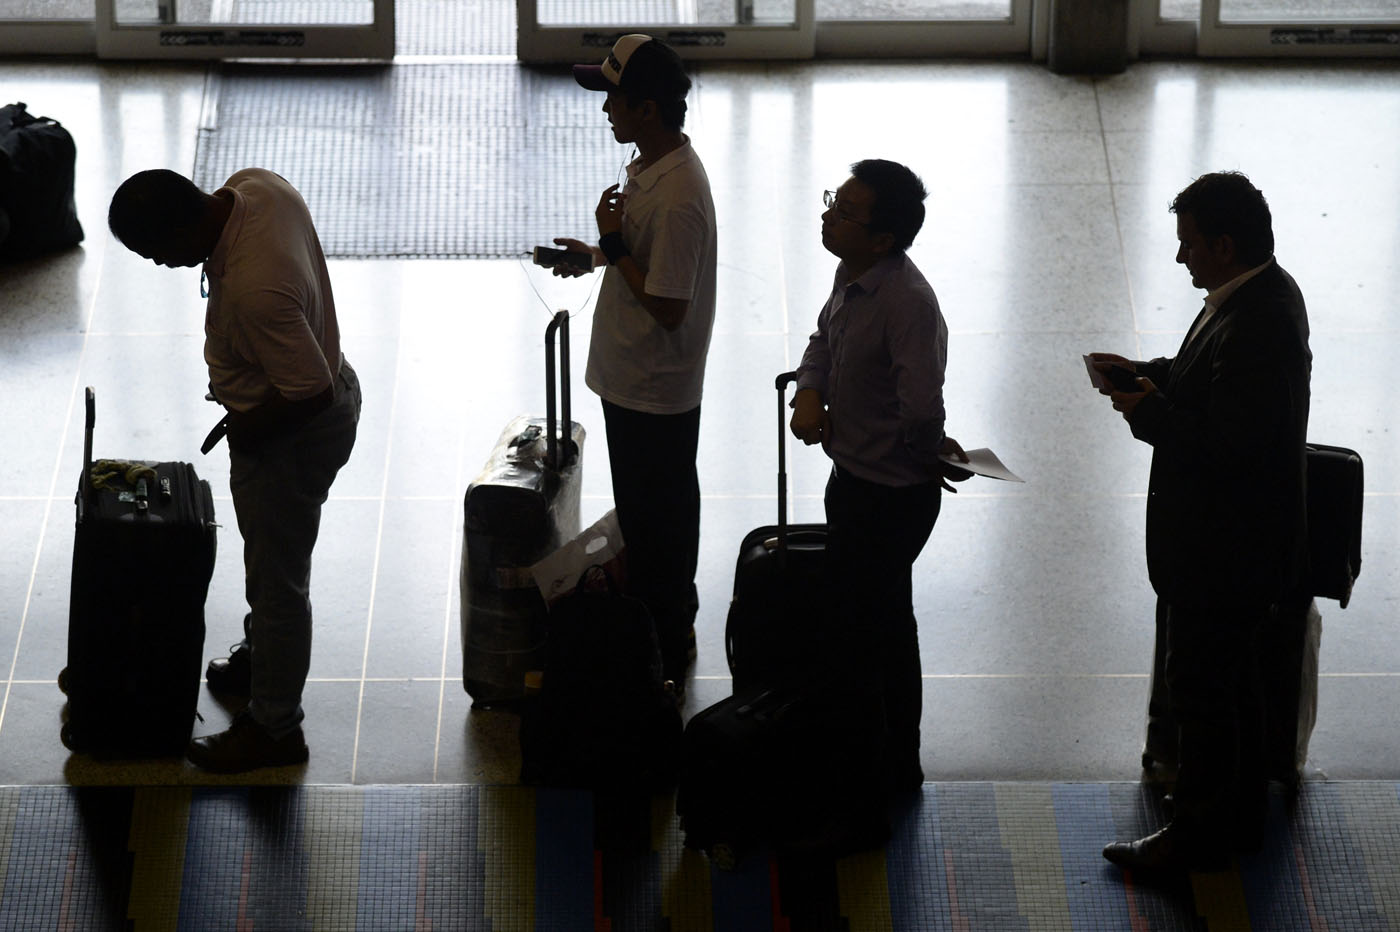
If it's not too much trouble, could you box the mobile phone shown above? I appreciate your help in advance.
[1104,365,1142,392]
[533,245,595,273]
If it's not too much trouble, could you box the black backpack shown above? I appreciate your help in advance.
[0,102,84,260]
[519,566,683,789]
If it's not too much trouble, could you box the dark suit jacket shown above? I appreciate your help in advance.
[1131,259,1311,608]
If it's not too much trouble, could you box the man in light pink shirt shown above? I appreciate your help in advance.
[109,168,360,773]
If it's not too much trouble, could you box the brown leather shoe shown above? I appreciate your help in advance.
[187,710,308,773]
[1102,824,1230,875]
[205,642,252,697]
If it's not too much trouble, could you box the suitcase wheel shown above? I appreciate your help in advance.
[57,667,69,695]
[708,842,738,872]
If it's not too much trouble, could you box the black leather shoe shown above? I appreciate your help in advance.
[205,642,252,697]
[187,710,308,773]
[1103,825,1230,875]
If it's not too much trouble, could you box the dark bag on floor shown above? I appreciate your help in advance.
[725,372,832,693]
[60,388,216,758]
[677,675,888,868]
[1306,442,1363,608]
[0,102,84,260]
[460,311,583,707]
[519,566,683,789]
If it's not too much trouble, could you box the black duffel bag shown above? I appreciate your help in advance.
[519,565,683,790]
[1,102,84,260]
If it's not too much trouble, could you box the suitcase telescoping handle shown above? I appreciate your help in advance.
[776,371,798,549]
[544,310,574,471]
[81,386,95,511]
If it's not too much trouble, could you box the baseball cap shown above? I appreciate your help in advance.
[573,34,691,102]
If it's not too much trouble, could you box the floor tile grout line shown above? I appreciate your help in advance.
[1094,77,1145,362]
[431,417,470,784]
[0,245,106,743]
[349,317,403,785]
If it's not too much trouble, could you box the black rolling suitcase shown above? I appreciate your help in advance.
[677,677,887,867]
[679,371,887,866]
[60,388,216,757]
[460,311,584,707]
[725,371,832,693]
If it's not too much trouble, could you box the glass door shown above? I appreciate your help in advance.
[517,0,816,62]
[1143,0,1400,56]
[0,0,95,54]
[94,0,393,58]
[815,0,1033,57]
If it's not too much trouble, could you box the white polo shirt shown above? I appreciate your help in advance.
[585,139,717,415]
[203,168,340,413]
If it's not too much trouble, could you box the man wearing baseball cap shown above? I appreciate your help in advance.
[551,35,717,691]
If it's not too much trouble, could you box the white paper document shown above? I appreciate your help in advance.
[940,447,1025,483]
[1083,354,1110,391]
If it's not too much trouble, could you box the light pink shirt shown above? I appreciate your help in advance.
[203,168,339,413]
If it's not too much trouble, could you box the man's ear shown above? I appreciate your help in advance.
[1211,232,1237,265]
[637,98,659,123]
[870,230,897,257]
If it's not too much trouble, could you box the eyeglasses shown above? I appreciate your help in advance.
[823,190,870,227]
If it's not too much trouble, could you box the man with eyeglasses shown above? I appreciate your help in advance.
[791,159,967,794]
[550,35,717,690]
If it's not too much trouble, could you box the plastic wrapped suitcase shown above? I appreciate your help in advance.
[460,311,584,708]
[725,371,831,693]
[59,387,216,757]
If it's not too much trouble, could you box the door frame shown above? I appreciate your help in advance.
[1197,0,1400,57]
[92,0,394,59]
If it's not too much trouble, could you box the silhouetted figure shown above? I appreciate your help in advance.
[108,168,360,773]
[790,159,967,793]
[549,35,717,689]
[1091,171,1310,873]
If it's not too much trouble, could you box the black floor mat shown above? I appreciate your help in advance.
[194,62,631,258]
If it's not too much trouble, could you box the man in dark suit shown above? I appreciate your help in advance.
[1091,171,1311,873]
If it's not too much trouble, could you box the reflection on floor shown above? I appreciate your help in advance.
[2,44,1400,930]
[4,781,1400,929]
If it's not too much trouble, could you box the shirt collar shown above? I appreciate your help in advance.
[203,186,244,280]
[840,253,904,296]
[626,136,694,192]
[1205,257,1272,311]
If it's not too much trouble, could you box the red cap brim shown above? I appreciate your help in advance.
[572,64,614,92]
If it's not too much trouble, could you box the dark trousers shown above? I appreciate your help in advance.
[824,466,942,768]
[229,362,361,735]
[601,400,701,679]
[1163,597,1270,846]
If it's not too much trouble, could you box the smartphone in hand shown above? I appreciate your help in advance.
[533,245,595,273]
[1103,365,1142,392]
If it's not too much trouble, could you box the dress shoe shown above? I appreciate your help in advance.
[1102,824,1230,875]
[187,710,308,773]
[205,642,252,697]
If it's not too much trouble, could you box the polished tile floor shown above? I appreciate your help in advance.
[1,55,1399,793]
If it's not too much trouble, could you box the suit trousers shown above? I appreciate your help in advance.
[1163,597,1269,846]
[600,400,701,681]
[824,466,942,768]
[229,362,361,736]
